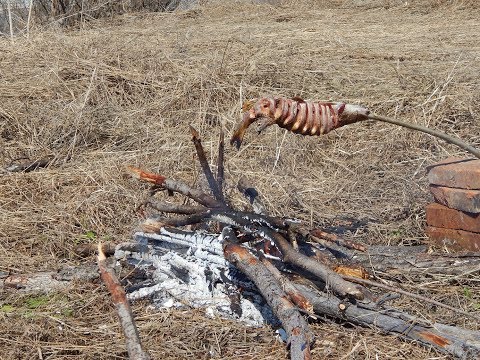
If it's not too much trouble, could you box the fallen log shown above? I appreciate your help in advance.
[295,283,480,359]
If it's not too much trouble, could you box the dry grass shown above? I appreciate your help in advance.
[1,0,479,358]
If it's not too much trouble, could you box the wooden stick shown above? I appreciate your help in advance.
[237,177,267,215]
[259,255,314,314]
[146,199,205,215]
[309,229,367,252]
[222,228,313,360]
[368,113,480,159]
[139,211,211,231]
[295,283,480,359]
[217,126,225,194]
[190,126,225,204]
[341,275,480,322]
[97,244,150,360]
[257,227,366,300]
[127,166,223,208]
[6,157,54,173]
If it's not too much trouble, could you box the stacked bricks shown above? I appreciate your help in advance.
[425,157,480,251]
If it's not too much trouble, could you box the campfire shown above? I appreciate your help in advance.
[97,126,480,360]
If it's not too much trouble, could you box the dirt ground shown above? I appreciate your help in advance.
[1,0,479,359]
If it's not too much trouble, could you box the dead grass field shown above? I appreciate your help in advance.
[1,0,479,358]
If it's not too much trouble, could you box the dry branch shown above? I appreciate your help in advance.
[97,244,150,360]
[257,227,366,300]
[127,166,223,208]
[190,126,226,204]
[330,244,480,277]
[295,283,480,359]
[0,264,98,293]
[341,275,480,322]
[222,227,313,360]
[5,156,54,173]
[259,255,314,315]
[309,228,367,252]
[216,126,225,194]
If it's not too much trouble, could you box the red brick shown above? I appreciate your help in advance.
[426,226,480,252]
[430,185,480,213]
[426,203,480,232]
[427,157,480,189]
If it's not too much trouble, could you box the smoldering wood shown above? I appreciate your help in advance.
[119,229,480,359]
[126,130,480,360]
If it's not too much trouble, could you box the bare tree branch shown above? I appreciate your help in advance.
[127,166,223,208]
[97,244,150,360]
[222,228,313,360]
[295,283,480,359]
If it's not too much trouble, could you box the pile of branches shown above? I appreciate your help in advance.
[123,127,480,360]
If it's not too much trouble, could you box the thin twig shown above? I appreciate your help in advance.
[217,126,225,194]
[146,199,205,214]
[26,0,34,39]
[309,229,367,252]
[139,211,211,232]
[7,0,14,43]
[368,113,480,159]
[6,156,54,173]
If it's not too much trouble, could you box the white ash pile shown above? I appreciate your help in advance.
[114,227,279,327]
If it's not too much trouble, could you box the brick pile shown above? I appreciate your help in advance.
[426,157,480,251]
